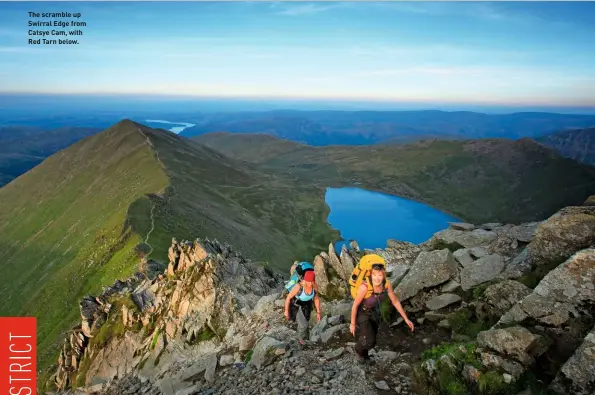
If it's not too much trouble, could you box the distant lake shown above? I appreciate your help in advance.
[145,119,196,134]
[325,187,460,252]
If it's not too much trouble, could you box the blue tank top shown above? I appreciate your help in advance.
[295,286,315,302]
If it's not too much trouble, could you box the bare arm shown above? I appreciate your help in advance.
[387,282,414,331]
[314,293,321,316]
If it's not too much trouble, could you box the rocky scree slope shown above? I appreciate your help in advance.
[49,196,595,395]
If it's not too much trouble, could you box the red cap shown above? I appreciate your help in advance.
[303,271,315,282]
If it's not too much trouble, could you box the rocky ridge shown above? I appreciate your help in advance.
[48,196,595,395]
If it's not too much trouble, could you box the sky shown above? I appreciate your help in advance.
[0,1,594,108]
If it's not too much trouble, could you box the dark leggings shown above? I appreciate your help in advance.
[355,310,380,358]
[289,299,313,322]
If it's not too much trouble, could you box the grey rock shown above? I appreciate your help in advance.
[253,293,281,315]
[498,248,595,328]
[507,222,541,243]
[313,255,330,295]
[249,337,286,369]
[449,222,475,231]
[388,264,410,287]
[375,381,390,390]
[424,311,446,322]
[437,319,451,329]
[528,206,595,267]
[425,293,462,311]
[469,247,488,258]
[480,352,525,379]
[477,326,549,366]
[374,351,398,362]
[320,324,348,343]
[395,249,458,302]
[460,254,506,290]
[204,353,218,383]
[441,280,461,293]
[481,280,532,317]
[324,347,344,360]
[433,228,497,249]
[219,355,234,367]
[239,334,255,352]
[549,325,595,395]
[327,315,345,326]
[453,249,475,267]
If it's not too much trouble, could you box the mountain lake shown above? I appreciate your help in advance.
[325,187,460,252]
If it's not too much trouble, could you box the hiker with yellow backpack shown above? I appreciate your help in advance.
[349,254,414,363]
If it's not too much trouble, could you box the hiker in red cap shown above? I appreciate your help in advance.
[284,269,321,344]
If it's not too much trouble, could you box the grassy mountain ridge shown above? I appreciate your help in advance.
[537,127,595,166]
[0,120,339,372]
[0,120,170,367]
[195,132,595,224]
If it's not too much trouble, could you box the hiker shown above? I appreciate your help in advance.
[284,270,321,345]
[349,254,414,363]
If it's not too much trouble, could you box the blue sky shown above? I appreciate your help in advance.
[0,1,594,107]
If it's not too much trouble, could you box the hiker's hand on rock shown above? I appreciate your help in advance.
[350,322,356,336]
[406,319,414,332]
[316,312,321,322]
[284,311,290,321]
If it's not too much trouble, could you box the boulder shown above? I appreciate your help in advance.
[481,280,532,317]
[528,206,595,266]
[433,228,498,249]
[425,293,462,311]
[498,248,595,328]
[506,222,541,243]
[460,254,506,291]
[453,249,475,267]
[339,245,355,279]
[388,264,410,287]
[441,280,461,293]
[549,325,595,395]
[328,243,348,280]
[248,336,286,368]
[395,249,458,302]
[313,255,330,295]
[477,326,549,366]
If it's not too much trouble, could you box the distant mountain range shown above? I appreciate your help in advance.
[537,127,595,166]
[181,110,595,145]
[2,110,594,188]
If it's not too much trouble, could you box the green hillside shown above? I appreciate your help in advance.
[196,132,595,224]
[0,120,338,373]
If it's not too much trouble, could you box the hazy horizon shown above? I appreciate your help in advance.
[1,93,595,116]
[1,2,594,108]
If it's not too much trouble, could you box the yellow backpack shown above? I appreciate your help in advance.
[349,254,389,299]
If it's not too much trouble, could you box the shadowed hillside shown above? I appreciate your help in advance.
[0,126,100,187]
[537,127,595,166]
[196,132,595,224]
